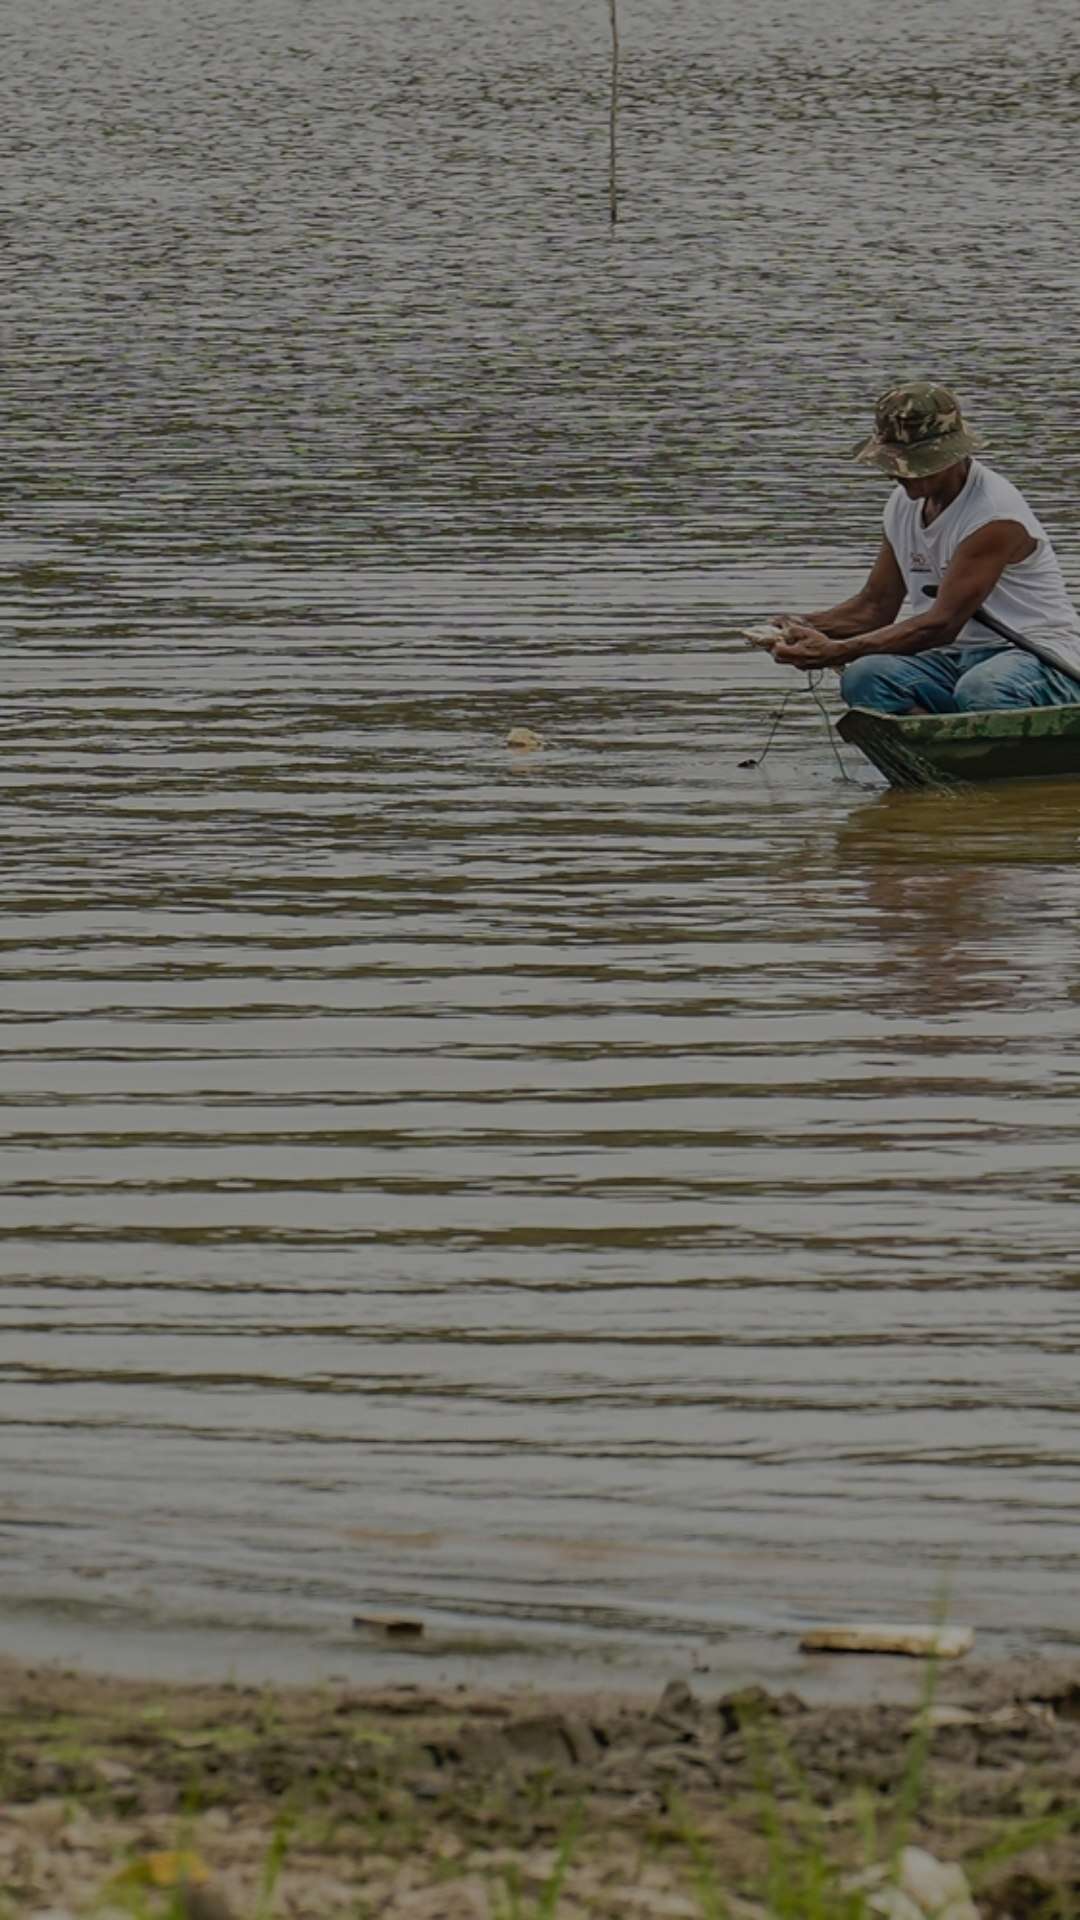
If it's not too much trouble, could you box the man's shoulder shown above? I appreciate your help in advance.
[970,460,1035,516]
[964,462,1050,548]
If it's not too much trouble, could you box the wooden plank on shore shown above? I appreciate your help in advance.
[800,1623,974,1659]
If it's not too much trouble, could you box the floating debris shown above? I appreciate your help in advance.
[353,1614,425,1639]
[801,1622,974,1659]
[506,726,544,751]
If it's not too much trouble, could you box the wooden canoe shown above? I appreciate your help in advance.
[837,703,1080,789]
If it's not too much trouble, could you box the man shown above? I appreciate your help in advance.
[770,382,1080,712]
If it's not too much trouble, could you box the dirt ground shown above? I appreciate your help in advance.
[1,1655,1079,1918]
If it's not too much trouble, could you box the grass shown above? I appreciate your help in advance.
[665,1652,1080,1920]
[253,1814,293,1920]
[3,1657,1079,1919]
[57,1784,1080,1920]
[491,1810,582,1920]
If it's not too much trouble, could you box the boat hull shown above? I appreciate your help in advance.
[836,703,1080,789]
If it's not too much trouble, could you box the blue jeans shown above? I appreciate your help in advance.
[840,645,1080,715]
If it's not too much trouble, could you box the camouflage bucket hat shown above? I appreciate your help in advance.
[853,380,984,479]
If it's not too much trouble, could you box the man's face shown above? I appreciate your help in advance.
[896,460,967,500]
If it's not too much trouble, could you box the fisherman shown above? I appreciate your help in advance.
[770,381,1080,712]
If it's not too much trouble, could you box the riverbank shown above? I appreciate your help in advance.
[2,1655,1077,1917]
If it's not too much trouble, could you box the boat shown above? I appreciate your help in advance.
[836,703,1080,789]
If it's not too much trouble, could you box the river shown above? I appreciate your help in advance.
[2,0,1080,1690]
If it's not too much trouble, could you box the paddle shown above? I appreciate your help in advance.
[920,585,1026,646]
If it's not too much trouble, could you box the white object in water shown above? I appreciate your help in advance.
[507,726,545,751]
[800,1622,974,1659]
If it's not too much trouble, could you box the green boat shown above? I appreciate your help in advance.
[837,703,1080,789]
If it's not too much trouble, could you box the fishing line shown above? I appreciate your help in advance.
[807,671,855,782]
[738,687,798,769]
[740,671,854,780]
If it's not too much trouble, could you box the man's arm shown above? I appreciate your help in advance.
[773,520,1036,671]
[775,540,905,639]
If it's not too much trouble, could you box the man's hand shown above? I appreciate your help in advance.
[770,619,847,670]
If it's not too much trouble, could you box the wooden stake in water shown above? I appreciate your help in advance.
[608,0,620,225]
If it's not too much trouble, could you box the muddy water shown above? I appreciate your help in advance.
[3,0,1080,1689]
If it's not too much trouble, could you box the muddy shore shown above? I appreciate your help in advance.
[2,1655,1078,1917]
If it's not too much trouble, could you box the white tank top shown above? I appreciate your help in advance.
[883,460,1080,676]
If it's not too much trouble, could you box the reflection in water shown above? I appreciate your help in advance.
[834,789,1080,1017]
[1,0,1080,1687]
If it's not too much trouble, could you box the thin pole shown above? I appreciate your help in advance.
[608,0,620,225]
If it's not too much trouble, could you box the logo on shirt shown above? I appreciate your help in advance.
[910,551,931,570]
